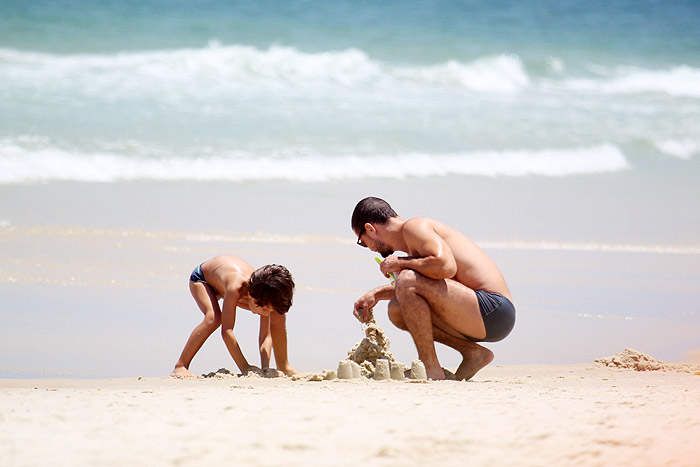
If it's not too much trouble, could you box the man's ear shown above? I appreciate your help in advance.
[364,223,375,234]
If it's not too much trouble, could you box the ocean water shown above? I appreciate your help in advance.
[1,0,699,184]
[1,0,699,376]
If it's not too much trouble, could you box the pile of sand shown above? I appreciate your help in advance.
[339,318,455,380]
[202,367,279,379]
[346,320,396,377]
[204,319,456,381]
[595,348,700,373]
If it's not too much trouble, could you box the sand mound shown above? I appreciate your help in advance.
[595,348,700,373]
[202,367,280,378]
[347,320,396,377]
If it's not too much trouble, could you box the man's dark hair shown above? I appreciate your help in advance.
[248,264,295,315]
[351,196,398,233]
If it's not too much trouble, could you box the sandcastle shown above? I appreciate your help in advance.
[346,320,396,377]
[206,317,453,382]
[334,316,430,381]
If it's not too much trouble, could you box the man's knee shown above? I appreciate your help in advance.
[394,269,422,299]
[387,298,408,330]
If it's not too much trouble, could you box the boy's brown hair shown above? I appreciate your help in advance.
[248,264,295,314]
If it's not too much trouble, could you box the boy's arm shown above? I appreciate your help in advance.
[258,315,273,369]
[269,312,298,376]
[220,281,253,373]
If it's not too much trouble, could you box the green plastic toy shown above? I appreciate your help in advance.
[375,257,396,283]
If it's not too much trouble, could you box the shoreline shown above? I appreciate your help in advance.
[2,219,700,378]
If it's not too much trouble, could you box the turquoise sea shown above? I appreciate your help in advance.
[2,0,699,184]
[1,0,699,377]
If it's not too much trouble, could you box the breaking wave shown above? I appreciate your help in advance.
[0,139,629,183]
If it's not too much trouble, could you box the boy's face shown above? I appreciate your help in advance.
[251,300,275,317]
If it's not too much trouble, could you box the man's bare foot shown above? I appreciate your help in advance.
[425,363,446,381]
[455,344,494,381]
[170,366,197,378]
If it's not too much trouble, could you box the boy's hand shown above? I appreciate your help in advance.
[242,365,262,376]
[262,367,284,378]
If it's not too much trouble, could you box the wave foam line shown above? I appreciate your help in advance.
[4,225,698,255]
[555,65,700,98]
[0,142,630,183]
[481,241,700,255]
[6,225,348,245]
[0,45,529,94]
[2,44,698,97]
[654,139,700,160]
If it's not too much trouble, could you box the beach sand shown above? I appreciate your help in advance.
[2,364,699,466]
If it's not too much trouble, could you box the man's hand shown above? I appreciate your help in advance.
[379,255,402,278]
[353,291,377,323]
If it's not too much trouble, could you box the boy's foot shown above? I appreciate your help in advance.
[170,367,197,378]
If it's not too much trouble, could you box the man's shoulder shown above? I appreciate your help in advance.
[404,216,434,228]
[403,216,446,232]
[404,217,469,242]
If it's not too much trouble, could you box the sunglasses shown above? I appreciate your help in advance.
[356,225,366,246]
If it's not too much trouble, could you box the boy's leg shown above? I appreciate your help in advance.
[171,281,222,377]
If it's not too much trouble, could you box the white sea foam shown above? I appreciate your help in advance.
[394,54,530,93]
[0,140,629,183]
[7,225,699,255]
[654,139,700,160]
[480,241,700,255]
[0,46,522,96]
[557,65,700,98]
[3,44,697,98]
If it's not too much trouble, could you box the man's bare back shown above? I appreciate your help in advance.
[403,217,512,301]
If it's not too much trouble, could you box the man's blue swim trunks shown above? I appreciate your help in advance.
[467,290,516,343]
[189,263,207,283]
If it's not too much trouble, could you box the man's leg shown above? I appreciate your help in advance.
[392,270,493,380]
[171,281,222,377]
[388,298,493,380]
[429,312,494,381]
[392,276,444,380]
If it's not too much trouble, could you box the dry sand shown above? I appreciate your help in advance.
[2,362,699,467]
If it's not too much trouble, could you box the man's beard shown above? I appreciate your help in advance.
[378,242,394,258]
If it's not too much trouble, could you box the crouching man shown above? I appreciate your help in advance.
[352,197,515,381]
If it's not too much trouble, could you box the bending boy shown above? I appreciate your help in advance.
[351,197,515,381]
[171,255,298,377]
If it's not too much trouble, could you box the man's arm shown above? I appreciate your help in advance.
[353,284,395,322]
[220,278,253,373]
[381,219,457,280]
[269,313,298,376]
